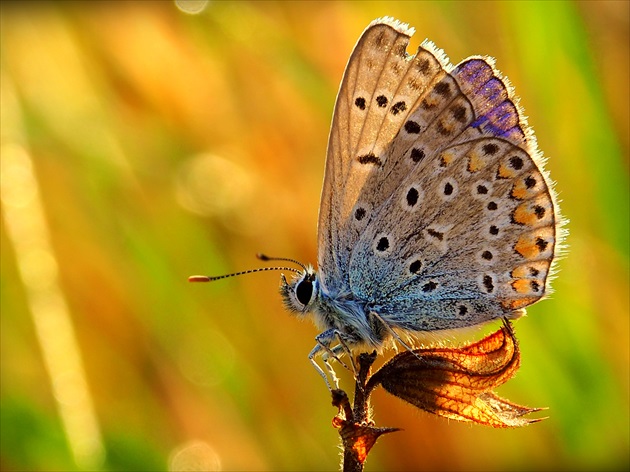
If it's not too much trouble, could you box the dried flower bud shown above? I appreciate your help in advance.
[367,321,545,427]
[331,388,400,465]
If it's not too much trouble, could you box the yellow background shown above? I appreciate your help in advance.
[1,1,628,470]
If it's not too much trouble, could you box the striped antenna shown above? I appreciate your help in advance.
[188,253,304,283]
[256,253,308,272]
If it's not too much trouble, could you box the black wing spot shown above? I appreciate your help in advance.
[534,205,546,219]
[427,229,444,241]
[477,185,488,194]
[483,275,494,293]
[406,188,419,206]
[354,207,366,221]
[452,105,467,123]
[376,237,390,252]
[376,95,388,107]
[405,120,421,134]
[510,155,524,170]
[487,201,498,210]
[483,143,499,155]
[422,281,438,292]
[525,176,537,189]
[434,81,451,97]
[482,250,493,260]
[358,153,382,166]
[409,260,422,274]
[391,101,407,115]
[354,97,366,110]
[410,148,425,163]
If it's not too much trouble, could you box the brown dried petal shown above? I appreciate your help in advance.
[367,321,543,427]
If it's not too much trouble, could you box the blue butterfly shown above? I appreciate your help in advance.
[194,17,564,389]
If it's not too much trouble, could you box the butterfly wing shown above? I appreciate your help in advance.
[318,18,563,331]
[318,18,447,294]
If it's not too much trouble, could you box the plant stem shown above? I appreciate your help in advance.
[332,352,399,472]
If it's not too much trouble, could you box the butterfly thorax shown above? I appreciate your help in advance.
[280,269,388,349]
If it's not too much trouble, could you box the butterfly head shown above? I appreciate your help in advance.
[280,266,319,314]
[188,254,318,315]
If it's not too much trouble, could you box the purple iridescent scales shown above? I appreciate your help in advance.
[454,59,526,144]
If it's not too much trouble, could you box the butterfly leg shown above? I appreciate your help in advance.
[318,329,357,375]
[308,342,338,390]
[309,329,355,390]
[331,330,359,381]
[370,311,423,363]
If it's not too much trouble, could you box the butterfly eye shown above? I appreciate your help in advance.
[295,279,313,306]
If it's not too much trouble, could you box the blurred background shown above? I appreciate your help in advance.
[1,1,628,471]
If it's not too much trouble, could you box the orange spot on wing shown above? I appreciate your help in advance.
[502,297,538,310]
[511,279,532,294]
[511,261,549,278]
[467,150,486,172]
[514,234,539,259]
[440,150,456,167]
[512,203,538,226]
[510,265,531,278]
[511,180,531,200]
[497,161,518,179]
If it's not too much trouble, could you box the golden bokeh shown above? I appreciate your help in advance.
[1,1,628,470]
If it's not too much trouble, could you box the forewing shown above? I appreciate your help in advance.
[317,18,446,294]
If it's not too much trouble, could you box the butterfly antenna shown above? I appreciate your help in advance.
[189,254,305,283]
[256,253,309,272]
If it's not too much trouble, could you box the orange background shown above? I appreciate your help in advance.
[1,1,628,470]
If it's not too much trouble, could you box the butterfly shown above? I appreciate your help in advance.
[192,17,564,389]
